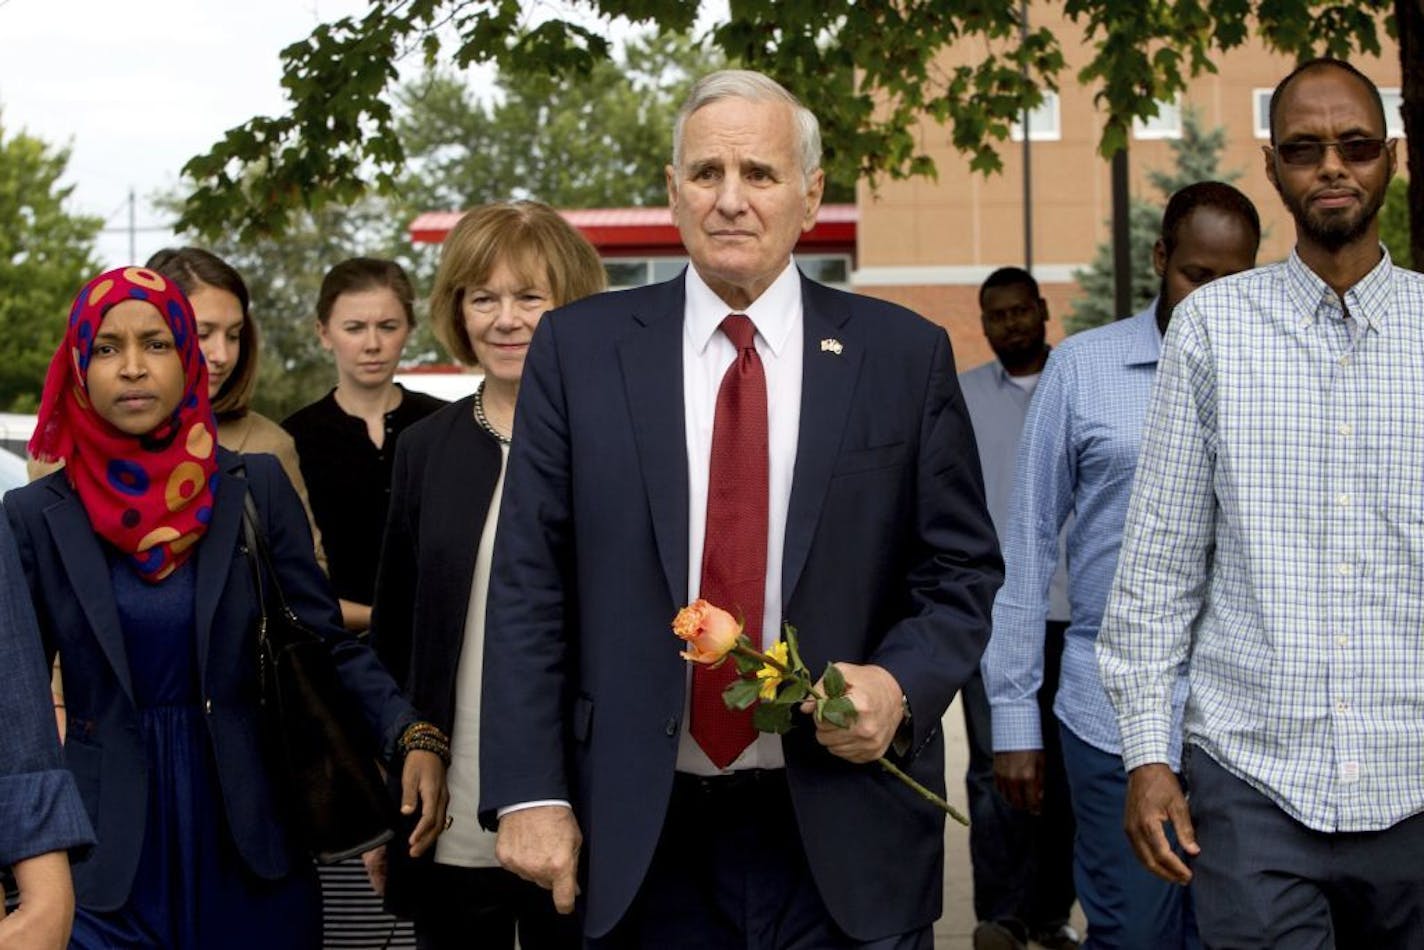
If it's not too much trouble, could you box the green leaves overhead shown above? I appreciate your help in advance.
[177,0,1395,239]
[0,115,102,411]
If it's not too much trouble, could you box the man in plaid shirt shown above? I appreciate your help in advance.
[1099,58,1424,947]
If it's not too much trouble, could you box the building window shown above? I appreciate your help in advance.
[1255,85,1406,140]
[1133,98,1182,139]
[1011,92,1061,142]
[1381,87,1406,138]
[1253,88,1273,140]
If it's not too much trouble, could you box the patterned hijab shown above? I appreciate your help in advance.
[30,266,219,582]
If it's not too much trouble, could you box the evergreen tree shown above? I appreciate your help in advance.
[1066,109,1238,333]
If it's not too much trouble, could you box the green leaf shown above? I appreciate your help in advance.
[783,623,807,674]
[722,677,762,711]
[753,701,794,735]
[819,696,858,729]
[731,648,762,675]
[778,680,809,705]
[821,662,847,699]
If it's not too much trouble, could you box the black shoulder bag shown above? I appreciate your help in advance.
[239,489,395,864]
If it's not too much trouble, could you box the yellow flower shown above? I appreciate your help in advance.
[756,641,790,700]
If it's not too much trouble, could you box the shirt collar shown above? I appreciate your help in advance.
[1124,302,1163,367]
[685,260,802,357]
[990,351,1051,386]
[1284,245,1395,335]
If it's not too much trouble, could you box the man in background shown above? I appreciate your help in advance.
[958,268,1077,950]
[986,181,1260,948]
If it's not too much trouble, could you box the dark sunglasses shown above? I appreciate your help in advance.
[1274,138,1390,167]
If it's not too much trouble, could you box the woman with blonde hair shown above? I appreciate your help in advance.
[369,200,605,948]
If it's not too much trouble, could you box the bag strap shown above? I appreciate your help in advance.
[233,463,300,621]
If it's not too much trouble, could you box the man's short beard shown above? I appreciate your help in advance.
[1283,186,1384,253]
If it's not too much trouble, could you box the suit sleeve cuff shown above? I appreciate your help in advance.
[0,770,95,864]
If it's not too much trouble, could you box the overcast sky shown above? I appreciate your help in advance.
[0,0,373,267]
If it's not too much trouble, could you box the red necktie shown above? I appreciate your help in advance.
[690,314,769,768]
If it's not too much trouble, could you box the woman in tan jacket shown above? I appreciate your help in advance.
[145,247,326,570]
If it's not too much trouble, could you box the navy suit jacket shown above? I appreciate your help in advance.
[4,449,415,911]
[480,272,1003,940]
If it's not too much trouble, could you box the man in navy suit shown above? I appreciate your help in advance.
[480,69,1002,948]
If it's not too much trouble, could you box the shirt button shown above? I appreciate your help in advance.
[1337,562,1353,576]
[1339,355,1351,367]
[1336,493,1350,506]
[1336,700,1349,712]
[204,699,213,714]
[1336,635,1348,647]
[665,717,679,736]
[1338,423,1353,437]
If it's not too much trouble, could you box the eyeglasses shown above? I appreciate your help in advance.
[1273,138,1391,167]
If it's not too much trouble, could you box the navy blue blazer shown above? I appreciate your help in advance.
[0,517,94,867]
[3,449,416,912]
[480,273,1003,940]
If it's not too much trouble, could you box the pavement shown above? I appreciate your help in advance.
[933,696,1087,950]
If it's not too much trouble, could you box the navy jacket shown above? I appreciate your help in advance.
[4,449,416,911]
[369,396,501,914]
[479,273,1004,940]
[0,517,94,866]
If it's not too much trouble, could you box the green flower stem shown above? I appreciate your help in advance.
[728,642,969,826]
[731,641,793,674]
[875,756,969,826]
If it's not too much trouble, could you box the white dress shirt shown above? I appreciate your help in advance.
[675,261,803,774]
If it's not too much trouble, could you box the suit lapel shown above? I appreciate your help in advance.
[43,489,134,703]
[194,461,246,690]
[617,280,690,609]
[783,277,862,602]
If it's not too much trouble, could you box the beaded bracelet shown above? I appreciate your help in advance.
[398,721,452,766]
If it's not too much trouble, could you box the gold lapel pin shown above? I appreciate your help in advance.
[820,338,844,355]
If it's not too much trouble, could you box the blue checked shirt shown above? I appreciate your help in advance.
[985,306,1188,760]
[958,360,1070,623]
[1100,250,1424,832]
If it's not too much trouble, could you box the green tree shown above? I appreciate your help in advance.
[175,0,1398,243]
[0,115,102,411]
[1380,176,1411,268]
[166,31,739,414]
[393,31,733,212]
[1067,108,1238,333]
[155,193,407,420]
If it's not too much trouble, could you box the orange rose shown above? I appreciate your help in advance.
[673,599,742,664]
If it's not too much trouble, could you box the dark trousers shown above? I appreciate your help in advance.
[1187,745,1424,950]
[962,619,1076,930]
[410,862,579,950]
[589,770,933,950]
[1059,725,1197,950]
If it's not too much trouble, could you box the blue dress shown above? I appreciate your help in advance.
[69,557,321,949]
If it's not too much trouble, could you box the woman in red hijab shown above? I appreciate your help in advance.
[9,266,449,949]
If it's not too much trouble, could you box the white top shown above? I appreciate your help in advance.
[675,261,804,775]
[435,442,510,866]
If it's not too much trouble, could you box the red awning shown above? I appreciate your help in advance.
[408,204,857,255]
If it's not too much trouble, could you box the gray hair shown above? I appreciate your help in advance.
[671,69,822,185]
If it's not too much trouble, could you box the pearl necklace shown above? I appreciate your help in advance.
[472,380,511,445]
